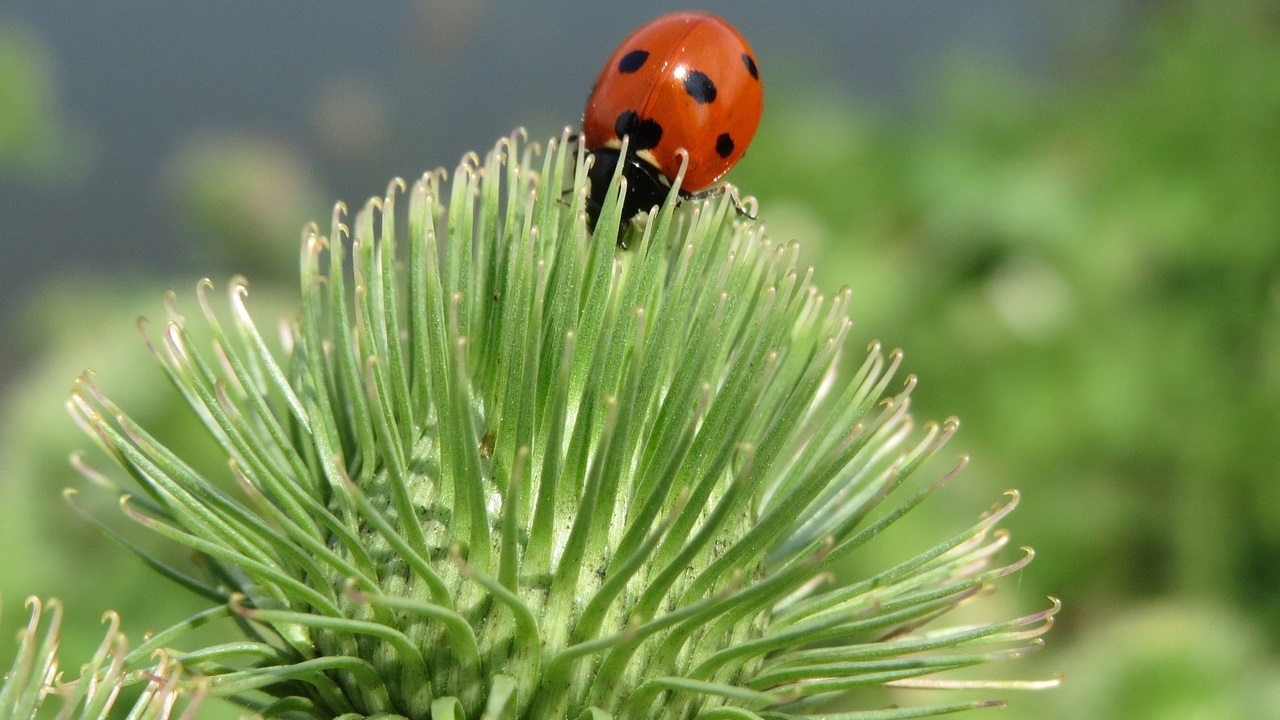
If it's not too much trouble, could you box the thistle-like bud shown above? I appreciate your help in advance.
[54,130,1056,719]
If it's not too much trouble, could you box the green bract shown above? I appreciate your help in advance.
[0,598,203,720]
[52,130,1054,719]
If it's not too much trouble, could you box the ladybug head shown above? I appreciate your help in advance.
[584,148,680,248]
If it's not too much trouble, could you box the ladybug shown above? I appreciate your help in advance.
[582,11,763,240]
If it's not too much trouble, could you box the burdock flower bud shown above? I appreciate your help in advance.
[44,129,1057,719]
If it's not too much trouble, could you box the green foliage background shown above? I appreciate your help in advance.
[736,2,1280,715]
[2,1,1279,717]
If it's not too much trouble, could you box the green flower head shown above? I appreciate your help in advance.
[52,129,1056,719]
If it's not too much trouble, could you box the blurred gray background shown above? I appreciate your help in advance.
[0,0,1127,381]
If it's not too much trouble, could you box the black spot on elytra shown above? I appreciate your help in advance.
[742,53,759,80]
[618,49,649,73]
[614,110,663,150]
[683,71,717,104]
[715,133,734,158]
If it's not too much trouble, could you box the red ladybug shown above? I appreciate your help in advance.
[582,11,763,239]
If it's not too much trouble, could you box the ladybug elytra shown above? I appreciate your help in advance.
[582,11,763,240]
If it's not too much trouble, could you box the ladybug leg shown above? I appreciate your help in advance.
[686,184,758,221]
[730,187,758,221]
